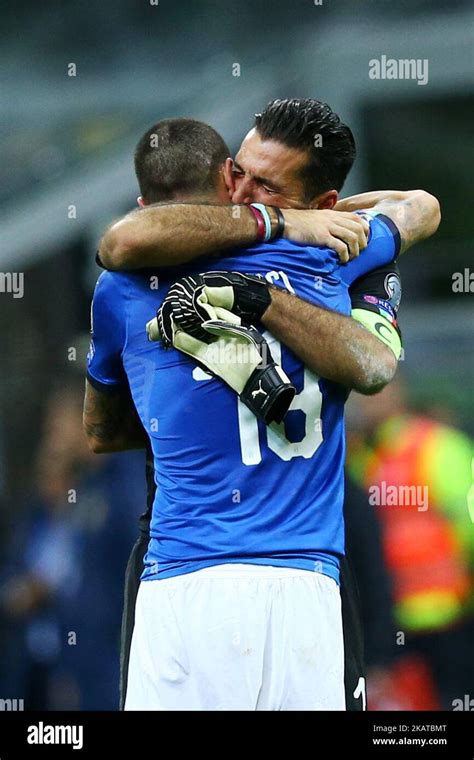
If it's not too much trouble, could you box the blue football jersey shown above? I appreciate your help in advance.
[87,213,399,585]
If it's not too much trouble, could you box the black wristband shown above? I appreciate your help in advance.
[270,206,285,239]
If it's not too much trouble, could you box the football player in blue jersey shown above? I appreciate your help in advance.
[85,103,440,710]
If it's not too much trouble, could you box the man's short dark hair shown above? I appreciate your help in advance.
[254,98,356,201]
[135,118,230,203]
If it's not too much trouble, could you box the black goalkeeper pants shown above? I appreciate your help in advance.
[119,538,366,711]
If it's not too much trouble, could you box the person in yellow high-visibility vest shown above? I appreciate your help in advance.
[347,377,473,707]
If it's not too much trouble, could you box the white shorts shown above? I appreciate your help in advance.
[125,563,345,711]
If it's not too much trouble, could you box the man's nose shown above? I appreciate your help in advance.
[232,178,254,204]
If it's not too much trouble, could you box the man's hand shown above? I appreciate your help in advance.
[282,209,370,263]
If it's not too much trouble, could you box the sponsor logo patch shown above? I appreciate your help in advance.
[363,294,396,321]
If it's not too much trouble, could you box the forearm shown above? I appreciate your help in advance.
[99,203,371,270]
[83,382,148,453]
[99,204,260,270]
[335,190,408,213]
[85,426,147,454]
[336,189,441,253]
[372,190,440,253]
[262,288,397,394]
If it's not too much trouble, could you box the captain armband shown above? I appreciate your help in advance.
[351,308,403,360]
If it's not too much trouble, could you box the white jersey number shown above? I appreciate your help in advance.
[238,333,323,466]
[192,331,324,467]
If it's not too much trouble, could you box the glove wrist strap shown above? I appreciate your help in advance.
[241,362,295,425]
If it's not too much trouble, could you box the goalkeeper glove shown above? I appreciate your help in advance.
[156,271,272,346]
[146,313,295,426]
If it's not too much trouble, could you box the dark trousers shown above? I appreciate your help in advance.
[339,553,366,710]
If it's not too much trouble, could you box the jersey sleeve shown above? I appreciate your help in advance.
[86,272,128,392]
[339,212,401,286]
[349,262,403,359]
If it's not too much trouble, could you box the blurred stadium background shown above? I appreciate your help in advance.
[0,0,472,710]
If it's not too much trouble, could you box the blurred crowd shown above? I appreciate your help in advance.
[0,380,145,710]
[0,372,471,710]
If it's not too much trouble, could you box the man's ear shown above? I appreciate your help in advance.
[310,190,338,209]
[137,196,147,207]
[223,157,236,198]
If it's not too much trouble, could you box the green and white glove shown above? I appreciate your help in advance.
[155,271,272,346]
[146,283,294,426]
